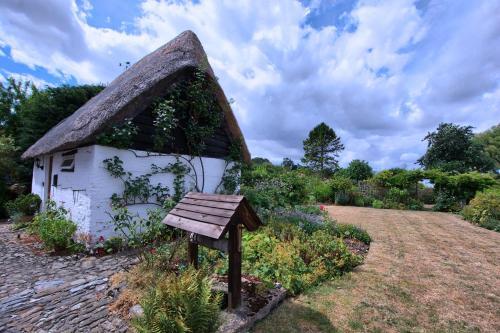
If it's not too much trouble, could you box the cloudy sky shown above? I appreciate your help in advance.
[0,0,499,169]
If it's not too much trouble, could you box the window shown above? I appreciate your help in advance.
[61,157,75,172]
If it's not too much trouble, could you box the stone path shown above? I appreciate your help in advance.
[0,222,138,332]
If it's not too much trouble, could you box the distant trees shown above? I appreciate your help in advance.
[418,123,495,173]
[0,78,103,217]
[474,124,500,169]
[302,122,344,175]
[344,159,373,182]
[281,157,297,170]
[251,157,272,165]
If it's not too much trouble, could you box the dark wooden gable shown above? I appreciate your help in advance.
[163,192,262,239]
[129,107,232,158]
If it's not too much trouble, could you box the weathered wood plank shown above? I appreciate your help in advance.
[180,198,240,210]
[228,224,242,309]
[191,234,228,253]
[169,208,231,226]
[175,203,235,218]
[163,214,225,239]
[185,192,244,203]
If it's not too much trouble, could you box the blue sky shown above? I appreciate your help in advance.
[0,0,499,169]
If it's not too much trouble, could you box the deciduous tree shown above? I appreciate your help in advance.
[418,123,495,173]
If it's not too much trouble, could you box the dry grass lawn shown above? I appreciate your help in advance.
[253,206,500,333]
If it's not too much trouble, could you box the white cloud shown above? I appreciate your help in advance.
[0,0,498,169]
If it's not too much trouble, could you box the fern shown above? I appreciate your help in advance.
[132,267,221,333]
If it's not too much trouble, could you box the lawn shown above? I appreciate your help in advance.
[253,206,500,333]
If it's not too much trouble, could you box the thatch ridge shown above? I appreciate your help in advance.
[22,30,250,163]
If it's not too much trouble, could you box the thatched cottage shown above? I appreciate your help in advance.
[22,31,250,238]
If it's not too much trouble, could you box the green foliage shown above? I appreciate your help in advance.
[152,99,178,151]
[408,199,424,211]
[353,195,365,207]
[241,164,308,211]
[333,224,371,244]
[462,189,499,231]
[166,68,223,156]
[308,177,333,203]
[132,267,221,333]
[104,237,124,254]
[251,157,272,165]
[1,79,102,202]
[433,191,461,212]
[334,192,351,205]
[103,156,193,208]
[242,211,365,295]
[152,158,190,202]
[5,193,41,217]
[372,168,423,190]
[33,202,77,251]
[97,118,139,149]
[344,159,373,182]
[217,140,243,195]
[329,176,354,205]
[281,157,296,170]
[329,176,353,193]
[302,122,344,175]
[474,124,500,169]
[0,78,31,137]
[426,169,497,203]
[16,84,104,152]
[372,199,384,209]
[108,205,173,248]
[418,123,495,172]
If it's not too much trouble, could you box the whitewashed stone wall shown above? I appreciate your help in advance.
[31,144,228,239]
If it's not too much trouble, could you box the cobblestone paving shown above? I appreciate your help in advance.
[0,222,138,332]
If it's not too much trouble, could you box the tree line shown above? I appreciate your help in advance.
[276,122,499,177]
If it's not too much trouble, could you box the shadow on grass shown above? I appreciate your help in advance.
[252,300,339,333]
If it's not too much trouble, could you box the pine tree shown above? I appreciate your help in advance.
[302,122,344,175]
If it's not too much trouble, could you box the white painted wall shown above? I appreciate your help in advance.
[31,144,228,240]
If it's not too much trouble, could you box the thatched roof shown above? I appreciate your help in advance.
[22,30,250,162]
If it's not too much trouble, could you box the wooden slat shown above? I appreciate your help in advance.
[170,208,231,226]
[191,234,228,252]
[163,214,225,239]
[180,198,240,210]
[185,192,244,203]
[175,203,235,218]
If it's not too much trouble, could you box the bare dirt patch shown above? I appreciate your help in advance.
[253,206,500,333]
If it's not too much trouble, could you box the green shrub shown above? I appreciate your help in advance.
[311,181,333,203]
[334,191,351,205]
[333,224,371,244]
[408,199,424,211]
[433,191,461,212]
[372,199,384,209]
[462,189,499,231]
[353,195,364,207]
[294,205,322,215]
[386,188,410,205]
[32,202,77,251]
[104,237,123,254]
[329,176,353,194]
[242,214,364,295]
[5,193,41,217]
[132,267,221,333]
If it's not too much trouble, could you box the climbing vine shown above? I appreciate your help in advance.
[100,67,243,245]
[152,99,178,151]
[216,139,244,194]
[97,118,138,149]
